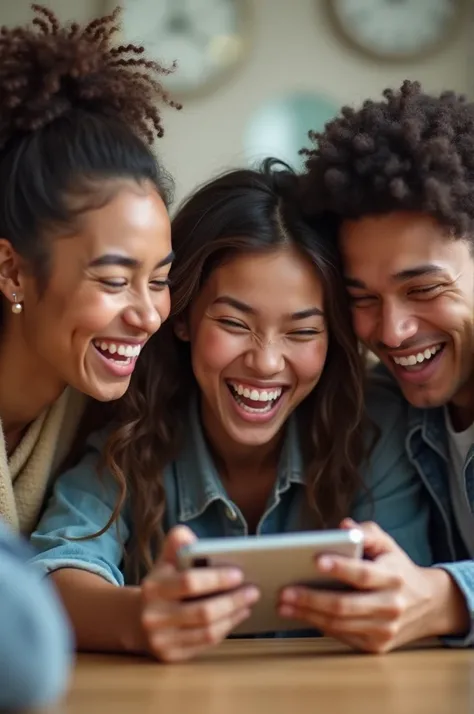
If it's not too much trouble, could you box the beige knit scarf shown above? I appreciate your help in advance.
[0,387,86,535]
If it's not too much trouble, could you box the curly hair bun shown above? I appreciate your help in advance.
[0,4,181,147]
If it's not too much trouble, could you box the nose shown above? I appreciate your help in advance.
[377,300,418,349]
[122,293,166,336]
[243,339,285,376]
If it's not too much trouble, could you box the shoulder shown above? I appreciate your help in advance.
[362,369,410,474]
[364,367,407,431]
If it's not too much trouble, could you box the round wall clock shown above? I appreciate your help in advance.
[326,0,468,62]
[115,0,251,98]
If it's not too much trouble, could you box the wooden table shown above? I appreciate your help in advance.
[52,638,474,714]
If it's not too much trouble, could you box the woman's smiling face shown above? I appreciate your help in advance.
[1,181,173,401]
[180,246,328,452]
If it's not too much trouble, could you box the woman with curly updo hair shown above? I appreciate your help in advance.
[300,80,474,654]
[0,4,178,536]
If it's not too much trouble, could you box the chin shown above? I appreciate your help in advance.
[226,425,281,448]
[82,380,130,402]
[401,385,447,410]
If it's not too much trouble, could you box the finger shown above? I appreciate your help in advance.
[174,585,260,628]
[159,526,197,566]
[149,607,252,662]
[279,605,399,653]
[143,585,259,629]
[313,554,402,591]
[279,588,402,619]
[341,520,399,558]
[142,565,244,603]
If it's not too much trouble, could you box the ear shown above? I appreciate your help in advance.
[0,239,25,305]
[173,316,190,342]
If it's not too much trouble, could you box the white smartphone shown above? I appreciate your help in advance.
[177,529,364,635]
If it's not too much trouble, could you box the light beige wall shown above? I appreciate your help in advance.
[0,0,98,25]
[159,0,473,205]
[0,0,471,205]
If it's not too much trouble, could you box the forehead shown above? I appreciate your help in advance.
[54,184,170,263]
[83,185,169,244]
[340,212,468,282]
[204,248,324,310]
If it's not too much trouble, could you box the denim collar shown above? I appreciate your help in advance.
[406,403,449,462]
[175,396,305,522]
[372,362,449,461]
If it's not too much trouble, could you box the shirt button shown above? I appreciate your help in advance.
[225,505,238,521]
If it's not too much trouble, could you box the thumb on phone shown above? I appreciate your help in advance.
[160,525,197,566]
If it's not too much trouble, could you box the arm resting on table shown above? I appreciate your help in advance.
[51,568,147,654]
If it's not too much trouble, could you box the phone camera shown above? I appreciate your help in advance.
[193,557,209,568]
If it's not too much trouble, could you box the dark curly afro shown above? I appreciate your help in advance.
[300,80,474,237]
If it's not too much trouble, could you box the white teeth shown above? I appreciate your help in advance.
[393,344,442,367]
[229,382,283,403]
[228,383,283,415]
[93,340,141,358]
[234,394,273,414]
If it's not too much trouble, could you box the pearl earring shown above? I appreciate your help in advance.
[11,293,22,314]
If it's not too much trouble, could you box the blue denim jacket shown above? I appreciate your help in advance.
[30,377,432,586]
[406,404,474,647]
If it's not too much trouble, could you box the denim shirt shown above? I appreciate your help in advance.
[406,404,474,647]
[29,377,434,643]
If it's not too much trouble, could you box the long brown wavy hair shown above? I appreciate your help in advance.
[99,159,368,582]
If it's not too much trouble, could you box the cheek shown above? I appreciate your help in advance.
[24,289,124,344]
[191,326,242,377]
[156,291,171,323]
[294,339,329,385]
[424,297,473,333]
[351,308,374,341]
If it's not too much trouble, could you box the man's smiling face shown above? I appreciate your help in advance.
[340,211,474,413]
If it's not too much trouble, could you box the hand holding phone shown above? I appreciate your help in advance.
[140,526,259,662]
[177,529,364,635]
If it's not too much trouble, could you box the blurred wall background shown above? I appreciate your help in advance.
[0,0,472,206]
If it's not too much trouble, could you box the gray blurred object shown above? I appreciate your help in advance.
[0,520,72,711]
[113,0,252,98]
[326,0,469,62]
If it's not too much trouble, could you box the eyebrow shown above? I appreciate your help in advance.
[88,250,174,270]
[212,296,324,319]
[344,264,447,289]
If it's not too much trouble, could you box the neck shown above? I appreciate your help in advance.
[448,373,474,432]
[200,399,282,482]
[0,316,66,438]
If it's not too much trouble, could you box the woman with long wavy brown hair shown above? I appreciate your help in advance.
[30,160,431,662]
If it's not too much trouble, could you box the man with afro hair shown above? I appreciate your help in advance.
[299,80,474,653]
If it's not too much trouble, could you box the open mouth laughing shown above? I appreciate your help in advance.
[92,339,144,377]
[226,380,286,422]
[388,342,446,383]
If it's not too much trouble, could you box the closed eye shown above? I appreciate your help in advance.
[288,328,323,338]
[348,294,377,306]
[99,278,127,289]
[216,318,249,330]
[150,278,171,291]
[409,284,443,296]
